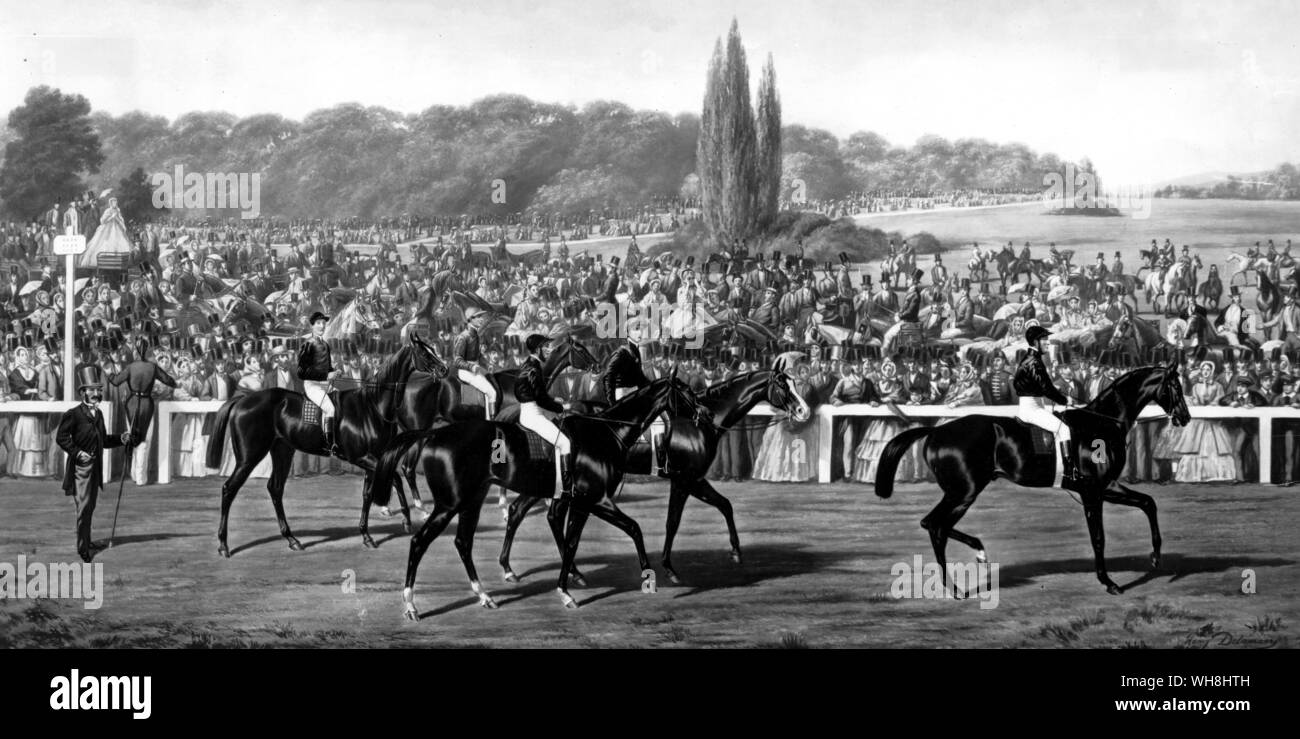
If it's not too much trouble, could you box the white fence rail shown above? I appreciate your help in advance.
[152,400,1300,485]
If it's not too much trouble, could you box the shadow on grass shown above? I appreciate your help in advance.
[994,553,1295,592]
[226,520,412,557]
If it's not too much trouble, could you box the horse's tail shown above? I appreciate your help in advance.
[874,426,935,499]
[206,398,237,469]
[373,429,429,508]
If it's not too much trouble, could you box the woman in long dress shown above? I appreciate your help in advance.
[171,356,215,477]
[752,363,820,482]
[7,347,48,477]
[851,357,914,483]
[1171,362,1237,482]
[80,197,132,267]
[220,355,274,479]
[36,346,64,477]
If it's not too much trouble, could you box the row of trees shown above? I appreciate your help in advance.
[1,83,1080,223]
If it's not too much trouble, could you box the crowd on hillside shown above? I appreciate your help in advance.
[0,195,1297,486]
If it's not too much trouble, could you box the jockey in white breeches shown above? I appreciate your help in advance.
[1013,325,1082,484]
[517,334,573,496]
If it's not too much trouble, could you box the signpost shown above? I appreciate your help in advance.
[53,233,86,401]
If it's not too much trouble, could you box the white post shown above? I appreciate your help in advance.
[1260,415,1272,485]
[64,252,75,401]
[818,406,834,483]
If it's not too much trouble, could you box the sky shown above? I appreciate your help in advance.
[2,0,1298,186]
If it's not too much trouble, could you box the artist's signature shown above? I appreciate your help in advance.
[1179,627,1285,649]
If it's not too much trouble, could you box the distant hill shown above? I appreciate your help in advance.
[1155,170,1271,188]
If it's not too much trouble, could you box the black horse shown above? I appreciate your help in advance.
[874,360,1191,594]
[496,369,811,585]
[370,375,711,620]
[390,335,599,510]
[206,334,445,557]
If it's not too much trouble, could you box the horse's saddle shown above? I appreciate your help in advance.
[1012,419,1056,457]
[518,427,555,465]
[300,391,341,429]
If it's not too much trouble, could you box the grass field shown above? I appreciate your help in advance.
[1,474,1294,648]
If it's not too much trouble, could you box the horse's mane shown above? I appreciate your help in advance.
[701,370,765,401]
[1086,363,1167,411]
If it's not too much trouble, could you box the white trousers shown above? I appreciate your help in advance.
[1017,396,1070,442]
[303,380,334,419]
[457,368,498,412]
[519,402,571,454]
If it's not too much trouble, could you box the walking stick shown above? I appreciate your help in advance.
[108,435,133,548]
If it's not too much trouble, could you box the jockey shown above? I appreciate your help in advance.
[604,334,649,403]
[298,311,339,455]
[1013,325,1083,484]
[516,334,574,497]
[452,306,499,417]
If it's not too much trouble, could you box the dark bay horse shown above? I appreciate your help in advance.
[370,375,711,619]
[389,335,599,510]
[206,334,445,557]
[874,361,1190,594]
[496,369,811,585]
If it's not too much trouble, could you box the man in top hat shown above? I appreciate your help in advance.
[451,306,499,417]
[1013,325,1084,485]
[56,365,134,562]
[1214,286,1257,350]
[1111,251,1124,278]
[109,339,178,452]
[930,254,947,287]
[298,310,340,454]
[1261,288,1300,353]
[943,278,976,339]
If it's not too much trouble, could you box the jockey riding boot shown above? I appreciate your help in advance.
[324,421,341,458]
[1059,440,1084,484]
[559,453,575,498]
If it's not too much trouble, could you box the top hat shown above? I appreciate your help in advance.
[76,364,105,389]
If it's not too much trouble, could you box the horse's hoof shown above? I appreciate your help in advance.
[666,571,683,586]
[976,550,988,564]
[362,535,378,549]
[1150,552,1160,569]
[502,569,518,583]
[287,538,304,551]
[402,605,420,622]
[730,549,743,565]
[559,590,578,609]
[1106,583,1123,595]
[641,569,658,594]
[379,506,393,518]
[571,572,588,589]
[402,519,412,535]
[217,545,230,559]
[478,595,498,610]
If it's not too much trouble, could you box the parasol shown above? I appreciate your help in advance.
[1006,282,1026,296]
[1047,285,1075,303]
[18,280,43,297]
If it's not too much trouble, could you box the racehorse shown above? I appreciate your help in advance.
[1096,310,1163,364]
[391,335,600,510]
[369,375,711,619]
[495,368,812,586]
[993,249,1044,288]
[874,360,1190,595]
[205,334,446,557]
